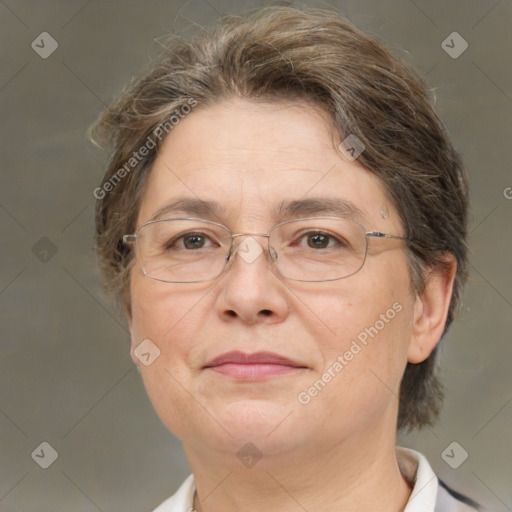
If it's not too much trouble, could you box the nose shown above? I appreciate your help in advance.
[216,235,290,325]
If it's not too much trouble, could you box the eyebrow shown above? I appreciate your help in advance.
[274,197,369,223]
[148,196,369,224]
[149,198,226,222]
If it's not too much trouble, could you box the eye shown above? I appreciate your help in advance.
[167,232,218,250]
[290,231,347,249]
[298,231,347,249]
[306,232,331,249]
[183,233,209,249]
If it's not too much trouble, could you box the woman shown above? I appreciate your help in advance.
[92,6,481,511]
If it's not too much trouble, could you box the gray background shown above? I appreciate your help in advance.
[1,0,511,510]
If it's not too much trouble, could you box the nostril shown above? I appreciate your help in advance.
[259,309,272,316]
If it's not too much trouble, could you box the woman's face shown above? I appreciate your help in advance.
[128,99,418,460]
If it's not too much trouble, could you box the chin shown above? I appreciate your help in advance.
[206,401,308,451]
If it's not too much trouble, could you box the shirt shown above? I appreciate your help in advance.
[152,446,481,512]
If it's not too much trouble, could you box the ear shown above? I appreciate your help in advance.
[407,254,457,364]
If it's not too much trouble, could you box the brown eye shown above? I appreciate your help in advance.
[164,231,217,252]
[307,233,330,248]
[183,234,207,249]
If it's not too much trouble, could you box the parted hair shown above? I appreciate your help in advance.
[91,5,469,432]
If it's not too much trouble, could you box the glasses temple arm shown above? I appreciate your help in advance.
[122,234,137,245]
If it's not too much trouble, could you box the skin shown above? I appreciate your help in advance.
[127,99,456,512]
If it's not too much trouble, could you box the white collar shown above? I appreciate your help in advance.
[152,446,468,512]
[397,446,438,511]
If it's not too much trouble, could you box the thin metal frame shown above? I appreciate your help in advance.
[122,216,408,283]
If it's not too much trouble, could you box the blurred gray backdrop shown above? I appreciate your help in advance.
[1,0,511,510]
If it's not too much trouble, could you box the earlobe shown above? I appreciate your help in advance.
[407,255,457,364]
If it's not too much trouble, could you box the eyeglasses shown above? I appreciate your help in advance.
[122,217,408,283]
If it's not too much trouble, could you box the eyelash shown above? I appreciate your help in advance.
[165,230,347,251]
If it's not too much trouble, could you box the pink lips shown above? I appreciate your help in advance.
[204,351,307,380]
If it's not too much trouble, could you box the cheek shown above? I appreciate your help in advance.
[129,270,207,348]
[306,259,415,396]
[129,273,210,439]
[299,269,409,352]
[307,300,413,436]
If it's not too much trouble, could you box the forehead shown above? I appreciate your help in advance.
[137,99,398,230]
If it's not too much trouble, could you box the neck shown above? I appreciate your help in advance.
[185,434,412,512]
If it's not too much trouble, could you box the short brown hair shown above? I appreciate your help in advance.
[91,6,469,432]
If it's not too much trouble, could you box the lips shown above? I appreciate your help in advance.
[204,351,305,368]
[203,351,307,380]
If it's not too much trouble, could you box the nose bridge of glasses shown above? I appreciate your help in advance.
[230,232,270,251]
[228,232,279,264]
[231,232,270,239]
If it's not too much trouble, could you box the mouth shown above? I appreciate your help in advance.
[203,351,308,380]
